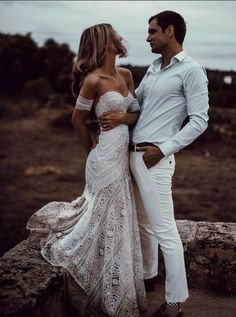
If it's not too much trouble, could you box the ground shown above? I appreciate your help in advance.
[1,105,236,315]
[1,106,235,256]
[144,282,236,317]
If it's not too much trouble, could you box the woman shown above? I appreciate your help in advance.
[26,23,146,316]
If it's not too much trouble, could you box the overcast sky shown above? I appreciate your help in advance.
[1,1,236,71]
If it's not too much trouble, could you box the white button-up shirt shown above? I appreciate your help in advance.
[132,50,209,157]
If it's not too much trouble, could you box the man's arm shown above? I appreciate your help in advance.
[138,65,209,168]
[159,65,209,157]
[135,71,148,107]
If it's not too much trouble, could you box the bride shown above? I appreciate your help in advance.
[26,23,146,316]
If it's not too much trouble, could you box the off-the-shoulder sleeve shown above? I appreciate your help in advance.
[75,95,94,111]
[127,98,140,112]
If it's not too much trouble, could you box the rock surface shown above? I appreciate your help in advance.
[177,220,236,293]
[0,240,64,317]
[0,221,235,316]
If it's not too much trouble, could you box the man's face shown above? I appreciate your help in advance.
[146,19,169,54]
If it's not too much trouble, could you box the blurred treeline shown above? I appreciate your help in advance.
[1,32,236,106]
[0,32,75,103]
[0,32,236,148]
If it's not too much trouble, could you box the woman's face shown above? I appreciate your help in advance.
[108,30,125,55]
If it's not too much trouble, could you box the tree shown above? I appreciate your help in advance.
[0,32,38,94]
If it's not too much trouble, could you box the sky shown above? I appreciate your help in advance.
[1,1,236,71]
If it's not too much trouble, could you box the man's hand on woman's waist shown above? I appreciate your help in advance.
[99,111,125,131]
[99,111,139,131]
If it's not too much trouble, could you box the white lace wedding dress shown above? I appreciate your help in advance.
[26,91,146,316]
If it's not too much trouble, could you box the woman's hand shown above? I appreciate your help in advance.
[99,111,125,131]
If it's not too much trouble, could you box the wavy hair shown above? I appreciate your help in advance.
[72,23,127,98]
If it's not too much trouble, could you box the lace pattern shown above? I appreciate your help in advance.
[75,95,94,111]
[26,91,146,316]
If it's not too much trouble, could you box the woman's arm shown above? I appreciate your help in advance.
[72,109,93,155]
[71,75,99,154]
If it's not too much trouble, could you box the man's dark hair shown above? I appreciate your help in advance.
[149,11,186,45]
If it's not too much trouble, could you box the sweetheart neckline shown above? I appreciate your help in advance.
[96,91,133,105]
[101,90,131,98]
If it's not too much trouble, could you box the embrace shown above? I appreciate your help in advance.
[26,10,209,317]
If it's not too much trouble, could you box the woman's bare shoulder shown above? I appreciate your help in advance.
[117,66,132,77]
[117,67,134,88]
[84,73,101,88]
[117,67,133,83]
[80,73,101,99]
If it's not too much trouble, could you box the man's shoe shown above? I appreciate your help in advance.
[144,277,157,292]
[152,301,183,317]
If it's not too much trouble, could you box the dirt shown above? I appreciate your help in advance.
[1,106,236,258]
[1,105,236,316]
[144,282,236,317]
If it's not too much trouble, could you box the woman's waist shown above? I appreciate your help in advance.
[98,124,129,139]
[96,135,129,150]
[99,123,128,132]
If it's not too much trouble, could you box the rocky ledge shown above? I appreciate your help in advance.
[0,220,235,316]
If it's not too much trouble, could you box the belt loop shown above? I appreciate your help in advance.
[134,145,137,152]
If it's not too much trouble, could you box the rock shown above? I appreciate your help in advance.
[0,221,236,316]
[193,222,236,293]
[176,220,198,250]
[25,166,62,176]
[156,221,236,294]
[0,241,65,316]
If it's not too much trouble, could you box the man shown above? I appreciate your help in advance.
[99,10,209,317]
[129,10,209,317]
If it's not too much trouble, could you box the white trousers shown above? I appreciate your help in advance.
[130,151,189,303]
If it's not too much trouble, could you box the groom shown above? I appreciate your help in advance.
[129,10,209,316]
[100,10,209,317]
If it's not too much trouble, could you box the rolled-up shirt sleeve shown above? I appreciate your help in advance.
[127,98,140,112]
[159,66,209,157]
[135,72,148,107]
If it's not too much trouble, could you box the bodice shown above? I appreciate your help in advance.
[75,90,140,192]
[75,91,140,116]
[94,91,134,117]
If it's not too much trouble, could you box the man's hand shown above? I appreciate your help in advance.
[99,111,125,131]
[137,145,164,169]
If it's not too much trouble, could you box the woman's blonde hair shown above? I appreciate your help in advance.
[71,23,127,97]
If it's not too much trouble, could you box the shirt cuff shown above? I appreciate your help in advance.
[128,98,140,112]
[158,140,175,158]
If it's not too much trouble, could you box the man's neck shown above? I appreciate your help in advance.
[161,44,183,69]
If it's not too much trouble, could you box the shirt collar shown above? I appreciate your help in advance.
[149,50,187,73]
[173,50,187,62]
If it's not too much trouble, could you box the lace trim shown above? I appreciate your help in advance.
[75,95,94,111]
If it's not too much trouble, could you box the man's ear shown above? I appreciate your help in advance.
[168,25,174,38]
